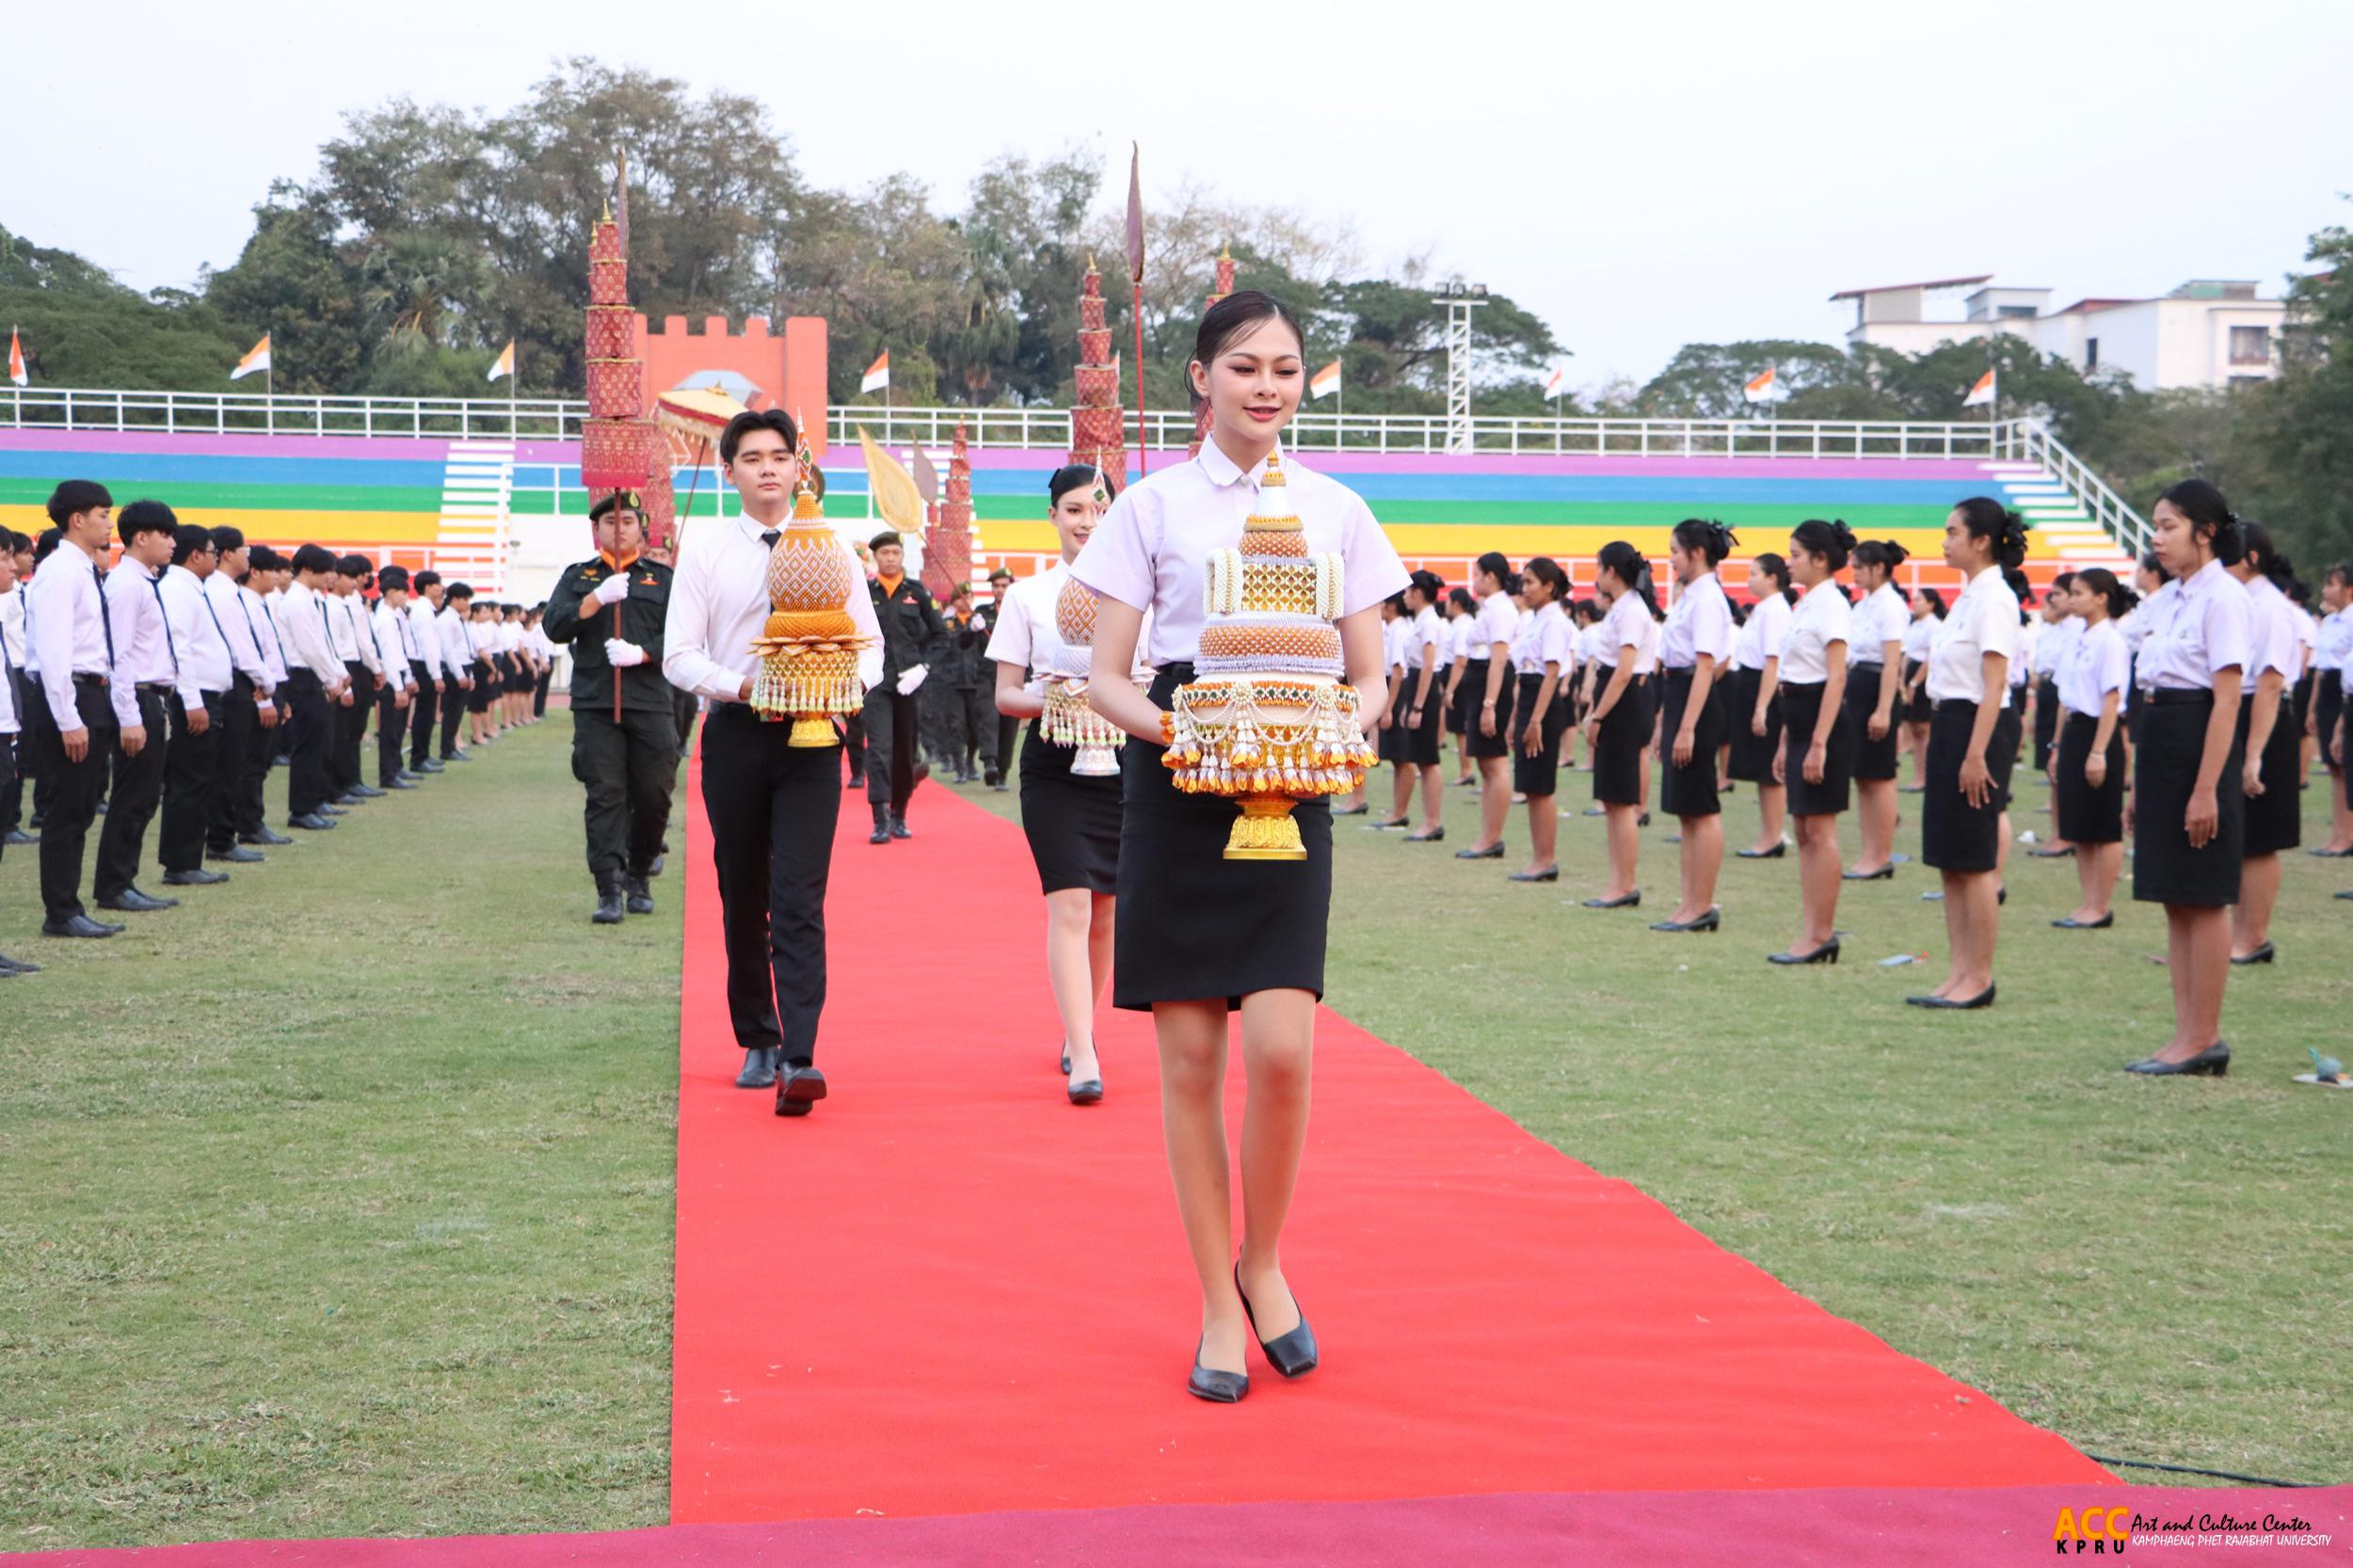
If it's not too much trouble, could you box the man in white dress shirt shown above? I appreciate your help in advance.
[280,544,354,831]
[90,502,186,915]
[405,570,450,775]
[0,538,33,973]
[369,567,418,791]
[436,582,477,762]
[203,529,284,860]
[23,485,129,936]
[662,408,884,1110]
[0,527,34,849]
[154,524,234,888]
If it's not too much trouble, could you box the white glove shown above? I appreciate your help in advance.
[604,638,647,668]
[896,663,928,696]
[592,571,631,606]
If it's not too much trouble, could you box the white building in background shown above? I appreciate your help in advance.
[1831,274,2286,391]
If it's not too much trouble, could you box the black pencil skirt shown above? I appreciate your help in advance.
[1846,664,1900,780]
[1920,699,2018,873]
[1019,720,1122,896]
[2244,690,2304,856]
[2032,677,2062,771]
[1779,680,1856,818]
[1725,665,1782,783]
[1112,664,1333,1011]
[1462,660,1515,760]
[2133,690,2245,906]
[2316,671,2344,772]
[1445,668,1469,736]
[2054,712,2124,844]
[1657,666,1725,817]
[1900,658,1932,724]
[1512,672,1567,796]
[2291,668,2314,735]
[1591,676,1655,807]
[1401,670,1445,766]
[1376,685,1409,764]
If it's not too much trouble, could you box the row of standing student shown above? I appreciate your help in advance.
[0,484,550,975]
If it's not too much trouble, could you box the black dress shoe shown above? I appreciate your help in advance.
[2306,844,2353,857]
[1580,890,1641,909]
[1332,803,1369,816]
[888,814,912,840]
[1637,812,1652,827]
[2229,941,2276,966]
[0,952,40,974]
[446,749,471,762]
[1768,938,1841,965]
[775,1064,828,1117]
[319,804,348,816]
[288,813,338,830]
[1454,842,1504,859]
[1187,1339,1249,1404]
[1366,817,1409,830]
[1649,908,1721,933]
[41,914,118,939]
[242,827,295,846]
[1236,1265,1318,1378]
[162,868,230,887]
[1907,984,1996,1009]
[648,855,664,877]
[350,784,387,799]
[1059,1045,1072,1075]
[207,845,265,864]
[1736,844,1785,859]
[624,875,654,916]
[868,822,891,845]
[383,777,419,791]
[2052,914,2114,930]
[1402,826,1446,843]
[1842,864,1897,881]
[735,1047,779,1088]
[2125,1041,2230,1077]
[2027,845,2075,858]
[2337,889,2353,900]
[1508,867,1560,882]
[416,758,446,774]
[592,884,626,925]
[1066,1073,1104,1106]
[2,827,34,847]
[99,888,179,912]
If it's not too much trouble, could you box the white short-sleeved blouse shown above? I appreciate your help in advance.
[1659,572,1734,670]
[1779,582,1851,685]
[1926,568,2022,705]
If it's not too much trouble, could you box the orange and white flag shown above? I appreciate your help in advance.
[1308,360,1342,401]
[1743,366,1778,404]
[1962,368,1997,408]
[487,340,516,383]
[1545,368,1567,400]
[7,327,25,388]
[860,350,890,394]
[231,333,272,381]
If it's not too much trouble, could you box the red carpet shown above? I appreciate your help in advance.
[668,764,2113,1525]
[20,1484,2347,1568]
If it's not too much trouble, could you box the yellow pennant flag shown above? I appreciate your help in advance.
[857,427,927,538]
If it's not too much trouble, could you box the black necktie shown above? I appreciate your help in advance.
[760,531,779,549]
[148,572,177,677]
[95,565,115,666]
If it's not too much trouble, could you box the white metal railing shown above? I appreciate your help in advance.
[0,385,586,440]
[1995,418,2152,561]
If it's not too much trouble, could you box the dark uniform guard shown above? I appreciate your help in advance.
[936,583,995,783]
[978,566,1017,790]
[862,529,947,843]
[545,491,680,924]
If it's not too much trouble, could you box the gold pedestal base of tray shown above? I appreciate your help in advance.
[787,715,840,748]
[1224,793,1307,861]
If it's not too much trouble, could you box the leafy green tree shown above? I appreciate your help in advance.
[2245,214,2353,563]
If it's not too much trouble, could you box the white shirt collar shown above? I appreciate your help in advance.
[1197,435,1278,489]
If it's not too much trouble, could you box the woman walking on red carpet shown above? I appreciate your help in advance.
[1074,290,1407,1404]
[986,464,1126,1106]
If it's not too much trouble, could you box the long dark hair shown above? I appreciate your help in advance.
[1789,518,1857,573]
[1852,538,1909,575]
[2074,567,2137,620]
[1596,540,1660,618]
[2236,520,2293,588]
[1405,568,1445,610]
[1919,586,1946,616]
[2154,479,2246,568]
[1524,555,1568,602]
[1952,497,2029,570]
[1752,551,1797,606]
[1670,518,1737,567]
[1474,550,1513,588]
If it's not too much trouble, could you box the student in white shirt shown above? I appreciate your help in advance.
[1507,557,1575,880]
[22,482,128,936]
[1769,520,1861,965]
[1844,540,1913,880]
[1652,520,1737,931]
[1730,553,1795,859]
[1374,571,1447,838]
[434,583,477,762]
[2225,522,2303,966]
[0,528,29,852]
[1450,552,1520,861]
[2128,480,2255,1076]
[1578,540,1660,908]
[91,504,185,913]
[1563,597,1601,771]
[280,544,353,828]
[2051,568,2135,930]
[1898,587,1944,792]
[370,568,421,790]
[2028,577,2077,776]
[2311,564,2352,856]
[154,524,235,888]
[1912,499,2026,1011]
[403,569,451,773]
[200,528,281,862]
[0,536,28,973]
[1439,588,1478,786]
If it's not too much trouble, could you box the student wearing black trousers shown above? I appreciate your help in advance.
[23,482,127,937]
[154,524,233,888]
[436,583,476,762]
[200,529,279,864]
[860,530,947,843]
[280,544,354,831]
[979,566,1019,790]
[91,503,184,913]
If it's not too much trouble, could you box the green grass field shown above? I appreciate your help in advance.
[3,715,2346,1550]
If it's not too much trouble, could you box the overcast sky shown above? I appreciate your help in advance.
[8,0,2348,390]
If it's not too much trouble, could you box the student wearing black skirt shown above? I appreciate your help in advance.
[1510,556,1574,881]
[1769,520,1858,964]
[1579,541,1660,908]
[1378,572,1448,838]
[2227,522,2303,966]
[2313,565,2352,856]
[1844,541,1910,879]
[1563,598,1599,771]
[1730,554,1794,858]
[1075,291,1406,1402]
[1899,588,1942,791]
[1912,500,2026,1010]
[2052,568,2133,929]
[1653,519,1737,933]
[2128,480,2254,1076]
[1453,552,1520,861]
[1440,588,1477,787]
[989,464,1125,1105]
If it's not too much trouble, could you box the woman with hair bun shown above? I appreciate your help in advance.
[1729,552,1795,858]
[1898,587,1943,791]
[1651,520,1737,932]
[1844,538,1911,880]
[1440,588,1477,789]
[2127,479,2252,1076]
[2052,568,2134,929]
[1452,551,1520,861]
[1910,499,2025,1010]
[1579,540,1659,908]
[1379,570,1449,838]
[1507,556,1575,880]
[2225,520,2302,965]
[1768,519,1860,964]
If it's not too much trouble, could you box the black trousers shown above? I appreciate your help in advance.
[94,687,169,901]
[284,669,334,818]
[408,663,440,766]
[23,676,116,921]
[209,677,261,853]
[987,711,1018,784]
[861,686,920,813]
[159,690,225,874]
[572,703,680,882]
[375,682,410,785]
[534,667,554,718]
[0,681,26,831]
[700,706,842,1062]
[330,661,369,792]
[943,683,991,765]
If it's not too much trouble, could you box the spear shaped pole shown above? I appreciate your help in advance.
[1126,143,1147,478]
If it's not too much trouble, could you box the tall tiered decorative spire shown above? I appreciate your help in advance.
[935,421,974,594]
[1189,244,1239,457]
[1069,258,1127,480]
[579,198,673,546]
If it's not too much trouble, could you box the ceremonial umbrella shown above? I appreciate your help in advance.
[653,384,750,544]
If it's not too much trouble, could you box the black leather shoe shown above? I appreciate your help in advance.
[1508,867,1560,882]
[2337,889,2353,901]
[1236,1265,1318,1378]
[1454,842,1504,859]
[624,875,654,916]
[1580,890,1641,909]
[288,813,338,830]
[1907,984,1996,1010]
[319,804,348,816]
[243,827,294,846]
[2052,914,2114,930]
[1736,844,1785,859]
[888,814,912,840]
[647,855,664,877]
[775,1064,828,1117]
[735,1047,778,1088]
[207,846,265,864]
[2027,845,2075,858]
[2,827,34,847]
[1066,1074,1104,1105]
[1649,908,1721,933]
[1769,938,1841,966]
[1188,1339,1249,1404]
[0,952,40,974]
[2229,941,2276,966]
[162,868,230,887]
[1402,826,1446,843]
[592,883,626,925]
[1332,803,1369,816]
[42,914,119,938]
[383,777,419,791]
[446,749,472,762]
[416,758,447,774]
[1842,864,1897,881]
[99,888,179,912]
[1366,817,1409,830]
[1059,1045,1072,1075]
[2125,1041,2230,1077]
[1637,812,1652,827]
[350,783,386,798]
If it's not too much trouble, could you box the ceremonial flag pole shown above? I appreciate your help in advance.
[1126,144,1147,478]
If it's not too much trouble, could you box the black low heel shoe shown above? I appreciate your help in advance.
[2229,941,2276,966]
[1906,984,1995,1010]
[1648,908,1721,933]
[1841,864,1896,882]
[2051,913,2114,930]
[1188,1338,1249,1403]
[1235,1266,1318,1378]
[1768,938,1840,966]
[1579,890,1641,909]
[2125,1042,2230,1077]
[1736,844,1785,859]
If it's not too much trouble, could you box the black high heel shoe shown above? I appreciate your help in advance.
[1579,889,1641,909]
[1648,908,1720,933]
[1189,1336,1249,1403]
[1841,864,1896,882]
[2229,941,2276,966]
[1234,1265,1318,1378]
[2125,1041,2230,1077]
[1768,938,1840,965]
